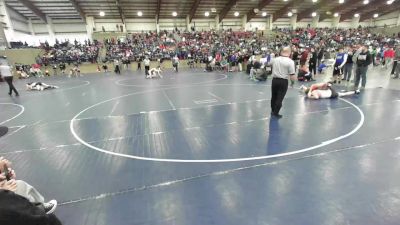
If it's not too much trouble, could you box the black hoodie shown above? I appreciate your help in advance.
[0,190,62,225]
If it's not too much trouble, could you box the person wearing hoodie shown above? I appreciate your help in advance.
[354,45,372,90]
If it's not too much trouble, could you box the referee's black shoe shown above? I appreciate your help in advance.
[271,112,283,119]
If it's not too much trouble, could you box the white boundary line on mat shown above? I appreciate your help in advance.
[0,103,25,126]
[70,86,364,162]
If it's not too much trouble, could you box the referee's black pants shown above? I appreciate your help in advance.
[4,76,19,96]
[271,78,288,115]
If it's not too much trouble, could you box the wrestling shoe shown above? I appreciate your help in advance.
[43,200,57,214]
[355,90,360,94]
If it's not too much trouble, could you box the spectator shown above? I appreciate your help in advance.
[354,45,372,91]
[391,45,400,77]
[308,47,317,80]
[383,47,395,70]
[172,55,179,72]
[114,59,121,74]
[317,47,324,68]
[343,47,354,82]
[332,47,347,84]
[0,190,62,225]
[0,157,57,215]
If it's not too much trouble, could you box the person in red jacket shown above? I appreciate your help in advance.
[383,47,395,70]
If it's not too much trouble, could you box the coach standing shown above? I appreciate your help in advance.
[270,47,295,119]
[354,45,372,91]
[0,57,19,97]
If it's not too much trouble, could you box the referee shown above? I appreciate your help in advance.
[270,47,295,118]
[0,57,19,97]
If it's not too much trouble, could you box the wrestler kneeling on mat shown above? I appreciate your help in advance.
[301,82,360,100]
[26,82,59,91]
[146,66,163,79]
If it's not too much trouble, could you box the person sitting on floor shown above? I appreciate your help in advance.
[29,67,36,77]
[298,64,313,82]
[17,70,29,79]
[250,60,262,81]
[187,54,195,69]
[220,58,229,71]
[59,62,66,75]
[300,82,360,100]
[74,65,81,77]
[146,66,163,79]
[318,61,327,74]
[0,157,58,215]
[32,67,44,77]
[45,69,50,77]
[68,66,80,78]
[102,62,109,72]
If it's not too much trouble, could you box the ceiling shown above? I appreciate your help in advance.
[5,0,400,23]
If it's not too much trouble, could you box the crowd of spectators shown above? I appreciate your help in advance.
[102,27,399,69]
[103,29,267,66]
[39,39,101,66]
[7,26,400,80]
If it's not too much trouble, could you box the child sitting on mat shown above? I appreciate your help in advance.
[318,62,327,74]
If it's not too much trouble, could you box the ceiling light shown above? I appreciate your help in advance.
[312,12,317,17]
[387,0,393,4]
[354,13,359,18]
[172,11,177,17]
[211,8,217,13]
[312,0,318,2]
[339,0,344,3]
[137,11,143,17]
[288,12,293,17]
[205,11,210,17]
[262,12,267,17]
[373,13,379,18]
[334,12,339,17]
[254,8,259,13]
[284,0,288,1]
[99,11,105,17]
[234,11,239,17]
[363,0,369,4]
